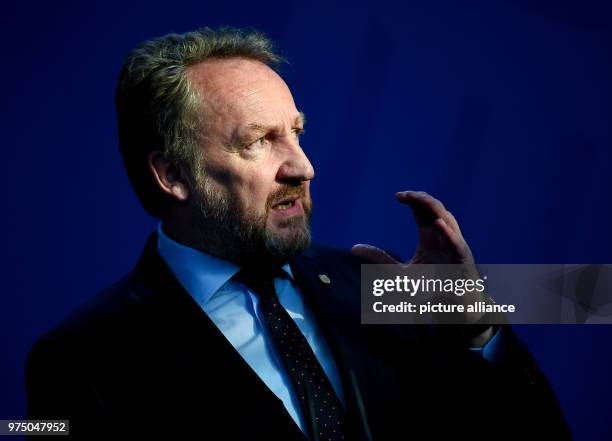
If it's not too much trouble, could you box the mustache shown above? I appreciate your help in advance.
[266,185,307,209]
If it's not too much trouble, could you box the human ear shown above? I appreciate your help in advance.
[148,151,190,201]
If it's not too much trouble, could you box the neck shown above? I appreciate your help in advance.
[160,215,228,260]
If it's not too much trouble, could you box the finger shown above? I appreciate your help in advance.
[395,190,426,203]
[434,218,457,244]
[397,191,462,235]
[395,191,436,227]
[443,210,462,235]
[434,218,469,256]
[396,191,456,232]
[351,244,399,264]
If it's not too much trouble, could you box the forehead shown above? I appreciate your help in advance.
[186,57,298,125]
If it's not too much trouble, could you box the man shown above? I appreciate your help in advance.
[25,27,571,439]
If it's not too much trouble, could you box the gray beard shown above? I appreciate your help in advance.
[191,177,312,266]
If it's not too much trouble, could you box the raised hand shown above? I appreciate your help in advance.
[352,191,493,346]
[351,191,474,266]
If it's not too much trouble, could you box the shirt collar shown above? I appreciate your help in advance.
[156,223,293,305]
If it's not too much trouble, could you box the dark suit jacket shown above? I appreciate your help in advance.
[25,233,572,439]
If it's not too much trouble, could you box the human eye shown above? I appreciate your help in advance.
[292,127,305,138]
[245,134,270,150]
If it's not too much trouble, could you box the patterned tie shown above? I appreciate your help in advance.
[235,265,346,441]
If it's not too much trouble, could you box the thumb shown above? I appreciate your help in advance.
[351,244,399,264]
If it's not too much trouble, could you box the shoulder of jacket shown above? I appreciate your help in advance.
[30,272,149,353]
[305,243,367,265]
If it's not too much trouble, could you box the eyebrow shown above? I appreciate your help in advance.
[241,111,306,140]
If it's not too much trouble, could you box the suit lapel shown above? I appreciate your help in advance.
[131,233,306,439]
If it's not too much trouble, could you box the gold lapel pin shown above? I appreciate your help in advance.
[318,274,331,284]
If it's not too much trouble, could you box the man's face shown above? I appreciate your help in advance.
[184,58,315,264]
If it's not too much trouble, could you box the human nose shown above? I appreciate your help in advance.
[276,140,315,183]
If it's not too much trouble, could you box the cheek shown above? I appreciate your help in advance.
[202,160,236,190]
[244,175,274,209]
[203,156,277,211]
[220,170,274,213]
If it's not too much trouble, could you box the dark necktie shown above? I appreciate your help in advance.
[235,265,346,441]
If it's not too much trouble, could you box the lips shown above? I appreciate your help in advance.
[272,195,300,210]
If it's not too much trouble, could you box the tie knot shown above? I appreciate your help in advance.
[234,265,288,301]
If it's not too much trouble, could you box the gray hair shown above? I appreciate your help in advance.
[115,27,283,218]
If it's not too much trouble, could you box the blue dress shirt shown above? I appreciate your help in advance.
[157,224,344,434]
[157,224,503,433]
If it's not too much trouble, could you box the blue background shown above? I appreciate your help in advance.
[2,0,611,439]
